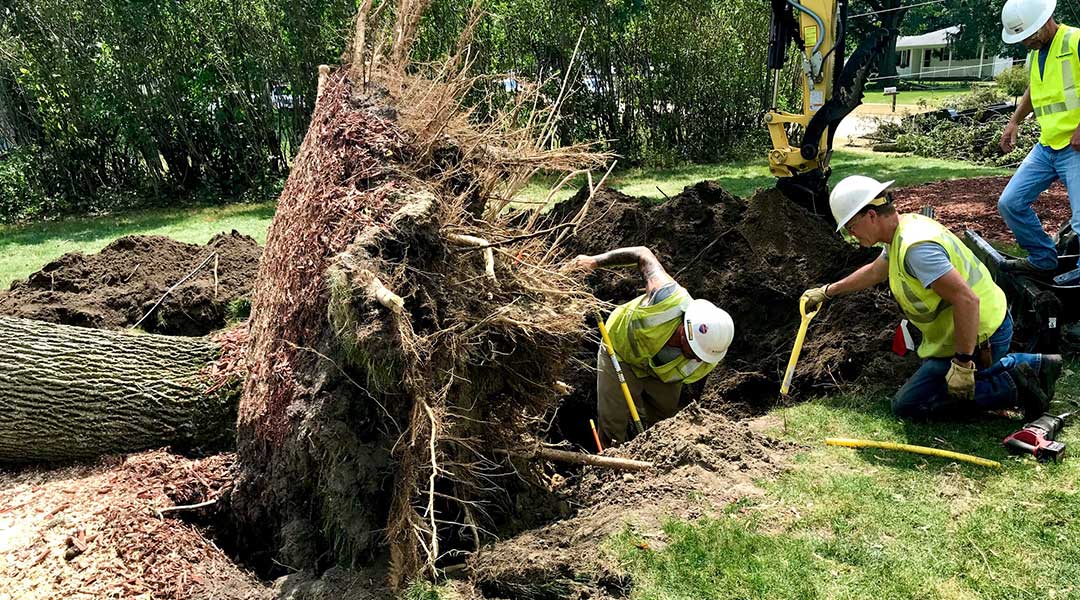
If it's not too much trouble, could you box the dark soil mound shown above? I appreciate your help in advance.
[470,404,791,597]
[555,181,920,428]
[0,232,260,336]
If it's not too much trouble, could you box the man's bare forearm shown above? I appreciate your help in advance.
[826,256,889,297]
[1009,88,1033,126]
[588,246,673,290]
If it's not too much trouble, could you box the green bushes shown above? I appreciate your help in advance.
[2,0,781,220]
[0,0,355,221]
[874,86,1034,166]
[0,146,52,221]
[995,65,1030,98]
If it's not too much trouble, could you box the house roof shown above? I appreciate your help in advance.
[896,26,961,49]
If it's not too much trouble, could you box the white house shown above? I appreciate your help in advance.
[894,26,1015,80]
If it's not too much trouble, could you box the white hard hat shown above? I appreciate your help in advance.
[1001,0,1055,44]
[829,175,895,232]
[683,299,733,364]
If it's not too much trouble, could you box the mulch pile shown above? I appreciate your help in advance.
[0,232,260,336]
[893,176,1070,243]
[0,451,264,600]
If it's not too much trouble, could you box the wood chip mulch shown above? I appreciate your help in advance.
[0,450,267,600]
[893,176,1070,244]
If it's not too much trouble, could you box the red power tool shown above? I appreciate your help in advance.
[1002,412,1072,462]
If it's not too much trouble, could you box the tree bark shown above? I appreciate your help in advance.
[0,316,233,463]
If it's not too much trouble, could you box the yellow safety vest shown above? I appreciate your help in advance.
[606,285,716,384]
[1028,24,1080,149]
[887,214,1007,358]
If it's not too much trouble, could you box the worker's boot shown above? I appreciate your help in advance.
[1013,363,1050,420]
[1037,354,1063,403]
[1000,258,1055,279]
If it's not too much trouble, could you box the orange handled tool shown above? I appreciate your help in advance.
[590,419,604,453]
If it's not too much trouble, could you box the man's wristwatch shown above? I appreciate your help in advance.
[954,352,975,364]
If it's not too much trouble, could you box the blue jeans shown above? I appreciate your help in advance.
[892,313,1042,420]
[997,142,1080,269]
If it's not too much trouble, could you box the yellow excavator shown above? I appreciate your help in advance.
[766,0,898,222]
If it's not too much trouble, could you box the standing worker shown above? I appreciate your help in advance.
[565,247,734,445]
[996,0,1080,276]
[803,175,1062,420]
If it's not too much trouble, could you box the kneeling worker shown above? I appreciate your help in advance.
[566,247,733,445]
[802,175,1061,420]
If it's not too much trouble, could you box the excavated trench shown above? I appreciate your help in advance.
[546,181,920,450]
[461,183,926,597]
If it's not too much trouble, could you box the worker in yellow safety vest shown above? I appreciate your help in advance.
[803,175,1062,421]
[565,247,734,445]
[996,0,1080,276]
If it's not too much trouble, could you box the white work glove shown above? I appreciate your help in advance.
[800,285,831,311]
[945,359,975,401]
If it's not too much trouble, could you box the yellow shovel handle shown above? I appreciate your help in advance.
[780,296,820,396]
[597,315,645,434]
[826,438,1002,469]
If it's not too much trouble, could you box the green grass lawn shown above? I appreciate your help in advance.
[862,83,978,108]
[0,202,276,288]
[610,374,1080,599]
[516,148,1010,210]
[0,150,1010,285]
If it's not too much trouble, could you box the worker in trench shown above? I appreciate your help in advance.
[802,175,1062,421]
[996,0,1080,278]
[565,247,734,445]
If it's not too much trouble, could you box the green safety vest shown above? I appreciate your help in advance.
[887,214,1007,359]
[605,285,716,384]
[1028,24,1080,149]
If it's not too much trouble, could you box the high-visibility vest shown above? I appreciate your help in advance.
[1028,24,1080,149]
[606,285,716,384]
[887,214,1007,358]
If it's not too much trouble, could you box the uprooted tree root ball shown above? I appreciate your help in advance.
[232,40,610,586]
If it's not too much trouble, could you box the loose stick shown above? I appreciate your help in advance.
[500,447,653,471]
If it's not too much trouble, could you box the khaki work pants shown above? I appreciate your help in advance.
[596,349,681,445]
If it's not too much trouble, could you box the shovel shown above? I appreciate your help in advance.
[596,314,646,435]
[780,296,820,396]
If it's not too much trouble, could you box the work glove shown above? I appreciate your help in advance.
[945,359,975,401]
[800,285,831,311]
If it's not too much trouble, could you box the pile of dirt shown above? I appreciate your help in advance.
[470,404,792,597]
[0,232,260,336]
[893,176,1070,243]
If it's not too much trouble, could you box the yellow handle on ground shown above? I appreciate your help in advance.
[825,438,1002,469]
[597,315,645,434]
[780,296,820,395]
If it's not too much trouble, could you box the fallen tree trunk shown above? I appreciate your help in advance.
[0,316,234,463]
